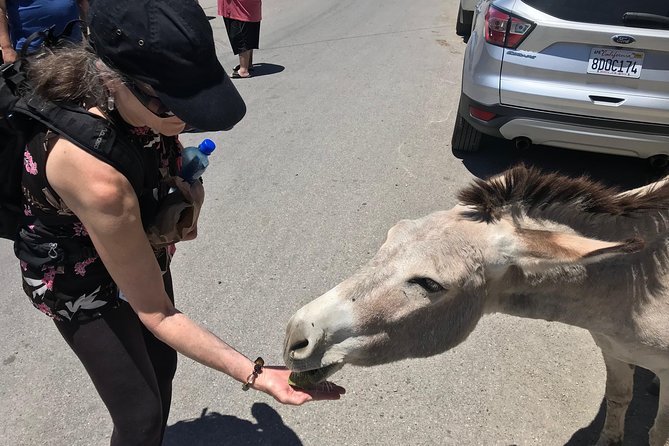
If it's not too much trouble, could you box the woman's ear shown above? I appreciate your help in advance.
[95,59,122,93]
[104,78,122,95]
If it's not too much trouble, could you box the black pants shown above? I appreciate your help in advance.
[223,18,260,54]
[54,273,177,446]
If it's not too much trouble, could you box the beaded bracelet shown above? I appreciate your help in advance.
[241,357,264,391]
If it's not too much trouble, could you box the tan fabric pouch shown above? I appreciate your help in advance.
[146,177,204,247]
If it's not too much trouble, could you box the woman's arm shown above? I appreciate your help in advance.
[46,136,344,404]
[77,0,89,21]
[0,0,17,63]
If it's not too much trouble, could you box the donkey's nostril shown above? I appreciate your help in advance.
[284,318,322,363]
[290,339,309,353]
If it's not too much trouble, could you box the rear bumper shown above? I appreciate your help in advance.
[459,94,669,158]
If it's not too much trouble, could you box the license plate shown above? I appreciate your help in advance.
[587,47,644,78]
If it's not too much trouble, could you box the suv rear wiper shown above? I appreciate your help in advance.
[622,12,669,29]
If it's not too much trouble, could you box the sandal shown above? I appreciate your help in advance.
[232,64,255,73]
[231,71,251,79]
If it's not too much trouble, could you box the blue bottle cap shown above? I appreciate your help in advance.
[198,138,216,155]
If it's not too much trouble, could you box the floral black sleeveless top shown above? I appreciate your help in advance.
[16,117,182,323]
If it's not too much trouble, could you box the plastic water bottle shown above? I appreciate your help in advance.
[179,139,216,183]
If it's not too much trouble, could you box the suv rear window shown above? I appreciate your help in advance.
[521,0,669,28]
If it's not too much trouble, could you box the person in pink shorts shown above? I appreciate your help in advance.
[218,0,261,78]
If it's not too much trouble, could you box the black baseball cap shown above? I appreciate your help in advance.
[87,0,246,131]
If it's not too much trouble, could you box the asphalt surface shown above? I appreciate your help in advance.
[0,0,661,445]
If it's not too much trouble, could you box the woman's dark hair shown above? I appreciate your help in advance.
[27,42,122,107]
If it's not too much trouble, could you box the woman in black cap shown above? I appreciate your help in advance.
[14,0,344,444]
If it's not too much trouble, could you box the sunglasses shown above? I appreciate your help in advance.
[125,80,207,133]
[125,81,173,117]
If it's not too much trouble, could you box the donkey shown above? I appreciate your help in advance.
[283,165,669,446]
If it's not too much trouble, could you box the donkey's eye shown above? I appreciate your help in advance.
[408,277,445,293]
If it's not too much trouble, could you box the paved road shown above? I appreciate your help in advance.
[0,0,660,445]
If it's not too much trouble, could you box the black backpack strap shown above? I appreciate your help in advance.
[58,19,86,40]
[0,61,27,109]
[19,28,49,59]
[18,20,85,59]
[12,95,145,195]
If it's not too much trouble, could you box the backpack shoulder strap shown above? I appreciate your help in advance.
[12,95,145,194]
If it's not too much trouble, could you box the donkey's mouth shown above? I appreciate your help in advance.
[288,363,344,388]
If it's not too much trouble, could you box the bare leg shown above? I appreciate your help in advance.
[593,346,634,446]
[236,50,252,77]
[649,372,669,446]
[249,49,253,69]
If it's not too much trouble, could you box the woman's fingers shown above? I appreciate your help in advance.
[303,382,347,400]
[287,380,346,403]
[258,366,346,405]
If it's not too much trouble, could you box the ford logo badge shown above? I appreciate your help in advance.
[612,35,636,45]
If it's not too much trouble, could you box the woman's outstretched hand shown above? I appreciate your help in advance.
[254,366,345,405]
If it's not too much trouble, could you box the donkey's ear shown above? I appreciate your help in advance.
[513,228,644,275]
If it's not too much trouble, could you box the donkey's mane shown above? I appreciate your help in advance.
[458,164,669,222]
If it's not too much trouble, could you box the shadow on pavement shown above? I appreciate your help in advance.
[164,403,303,446]
[454,138,667,190]
[565,367,658,446]
[248,63,286,78]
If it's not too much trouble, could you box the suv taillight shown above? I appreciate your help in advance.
[485,5,533,49]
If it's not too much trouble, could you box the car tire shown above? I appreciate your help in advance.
[452,114,484,152]
[456,5,473,37]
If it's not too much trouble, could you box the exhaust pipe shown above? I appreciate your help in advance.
[514,137,532,150]
[648,154,669,171]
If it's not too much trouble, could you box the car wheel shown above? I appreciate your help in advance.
[647,155,669,174]
[451,114,483,152]
[456,5,473,37]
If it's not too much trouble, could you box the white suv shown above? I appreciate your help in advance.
[452,0,669,166]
